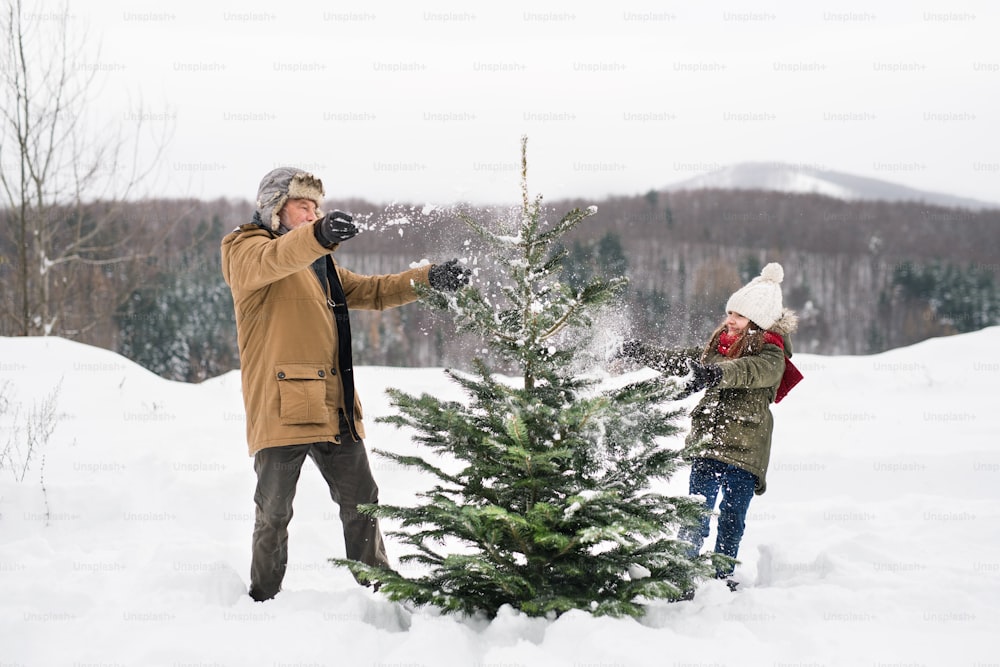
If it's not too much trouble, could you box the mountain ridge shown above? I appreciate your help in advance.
[665,162,998,210]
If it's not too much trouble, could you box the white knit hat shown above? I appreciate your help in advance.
[725,262,785,330]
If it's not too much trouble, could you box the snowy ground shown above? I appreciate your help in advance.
[1,329,998,666]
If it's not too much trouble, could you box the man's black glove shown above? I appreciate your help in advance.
[427,259,471,291]
[314,210,358,246]
[680,359,723,396]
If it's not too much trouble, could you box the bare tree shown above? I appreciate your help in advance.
[0,0,169,338]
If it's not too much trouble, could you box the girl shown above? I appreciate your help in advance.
[620,262,801,589]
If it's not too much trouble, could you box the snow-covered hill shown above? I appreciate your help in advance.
[1,331,998,666]
[666,162,999,210]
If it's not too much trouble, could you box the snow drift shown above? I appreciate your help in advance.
[1,330,998,665]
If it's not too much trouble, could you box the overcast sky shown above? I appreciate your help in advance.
[47,0,1000,206]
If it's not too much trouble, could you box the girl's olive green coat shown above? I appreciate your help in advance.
[633,311,797,494]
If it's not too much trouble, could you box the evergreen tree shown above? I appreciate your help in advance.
[644,189,659,209]
[115,217,239,382]
[738,255,762,285]
[554,231,628,294]
[891,260,1000,340]
[596,231,628,281]
[333,138,713,618]
[564,239,593,292]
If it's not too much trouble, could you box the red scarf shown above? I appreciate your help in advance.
[717,331,740,356]
[717,330,803,403]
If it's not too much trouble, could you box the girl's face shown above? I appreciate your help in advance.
[724,311,750,335]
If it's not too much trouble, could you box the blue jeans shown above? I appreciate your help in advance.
[680,457,758,576]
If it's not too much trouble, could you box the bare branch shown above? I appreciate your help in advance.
[0,0,171,338]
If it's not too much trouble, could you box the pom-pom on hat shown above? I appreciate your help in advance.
[255,167,325,232]
[725,262,785,330]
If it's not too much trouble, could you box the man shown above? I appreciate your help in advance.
[221,167,469,602]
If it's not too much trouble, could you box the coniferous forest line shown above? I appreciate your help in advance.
[2,188,997,382]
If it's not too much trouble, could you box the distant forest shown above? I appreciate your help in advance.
[2,188,997,382]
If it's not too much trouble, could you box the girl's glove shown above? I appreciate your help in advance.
[617,339,645,360]
[678,359,722,397]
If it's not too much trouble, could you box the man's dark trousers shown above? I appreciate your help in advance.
[248,417,388,601]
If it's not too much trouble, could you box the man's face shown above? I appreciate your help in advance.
[278,198,319,230]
